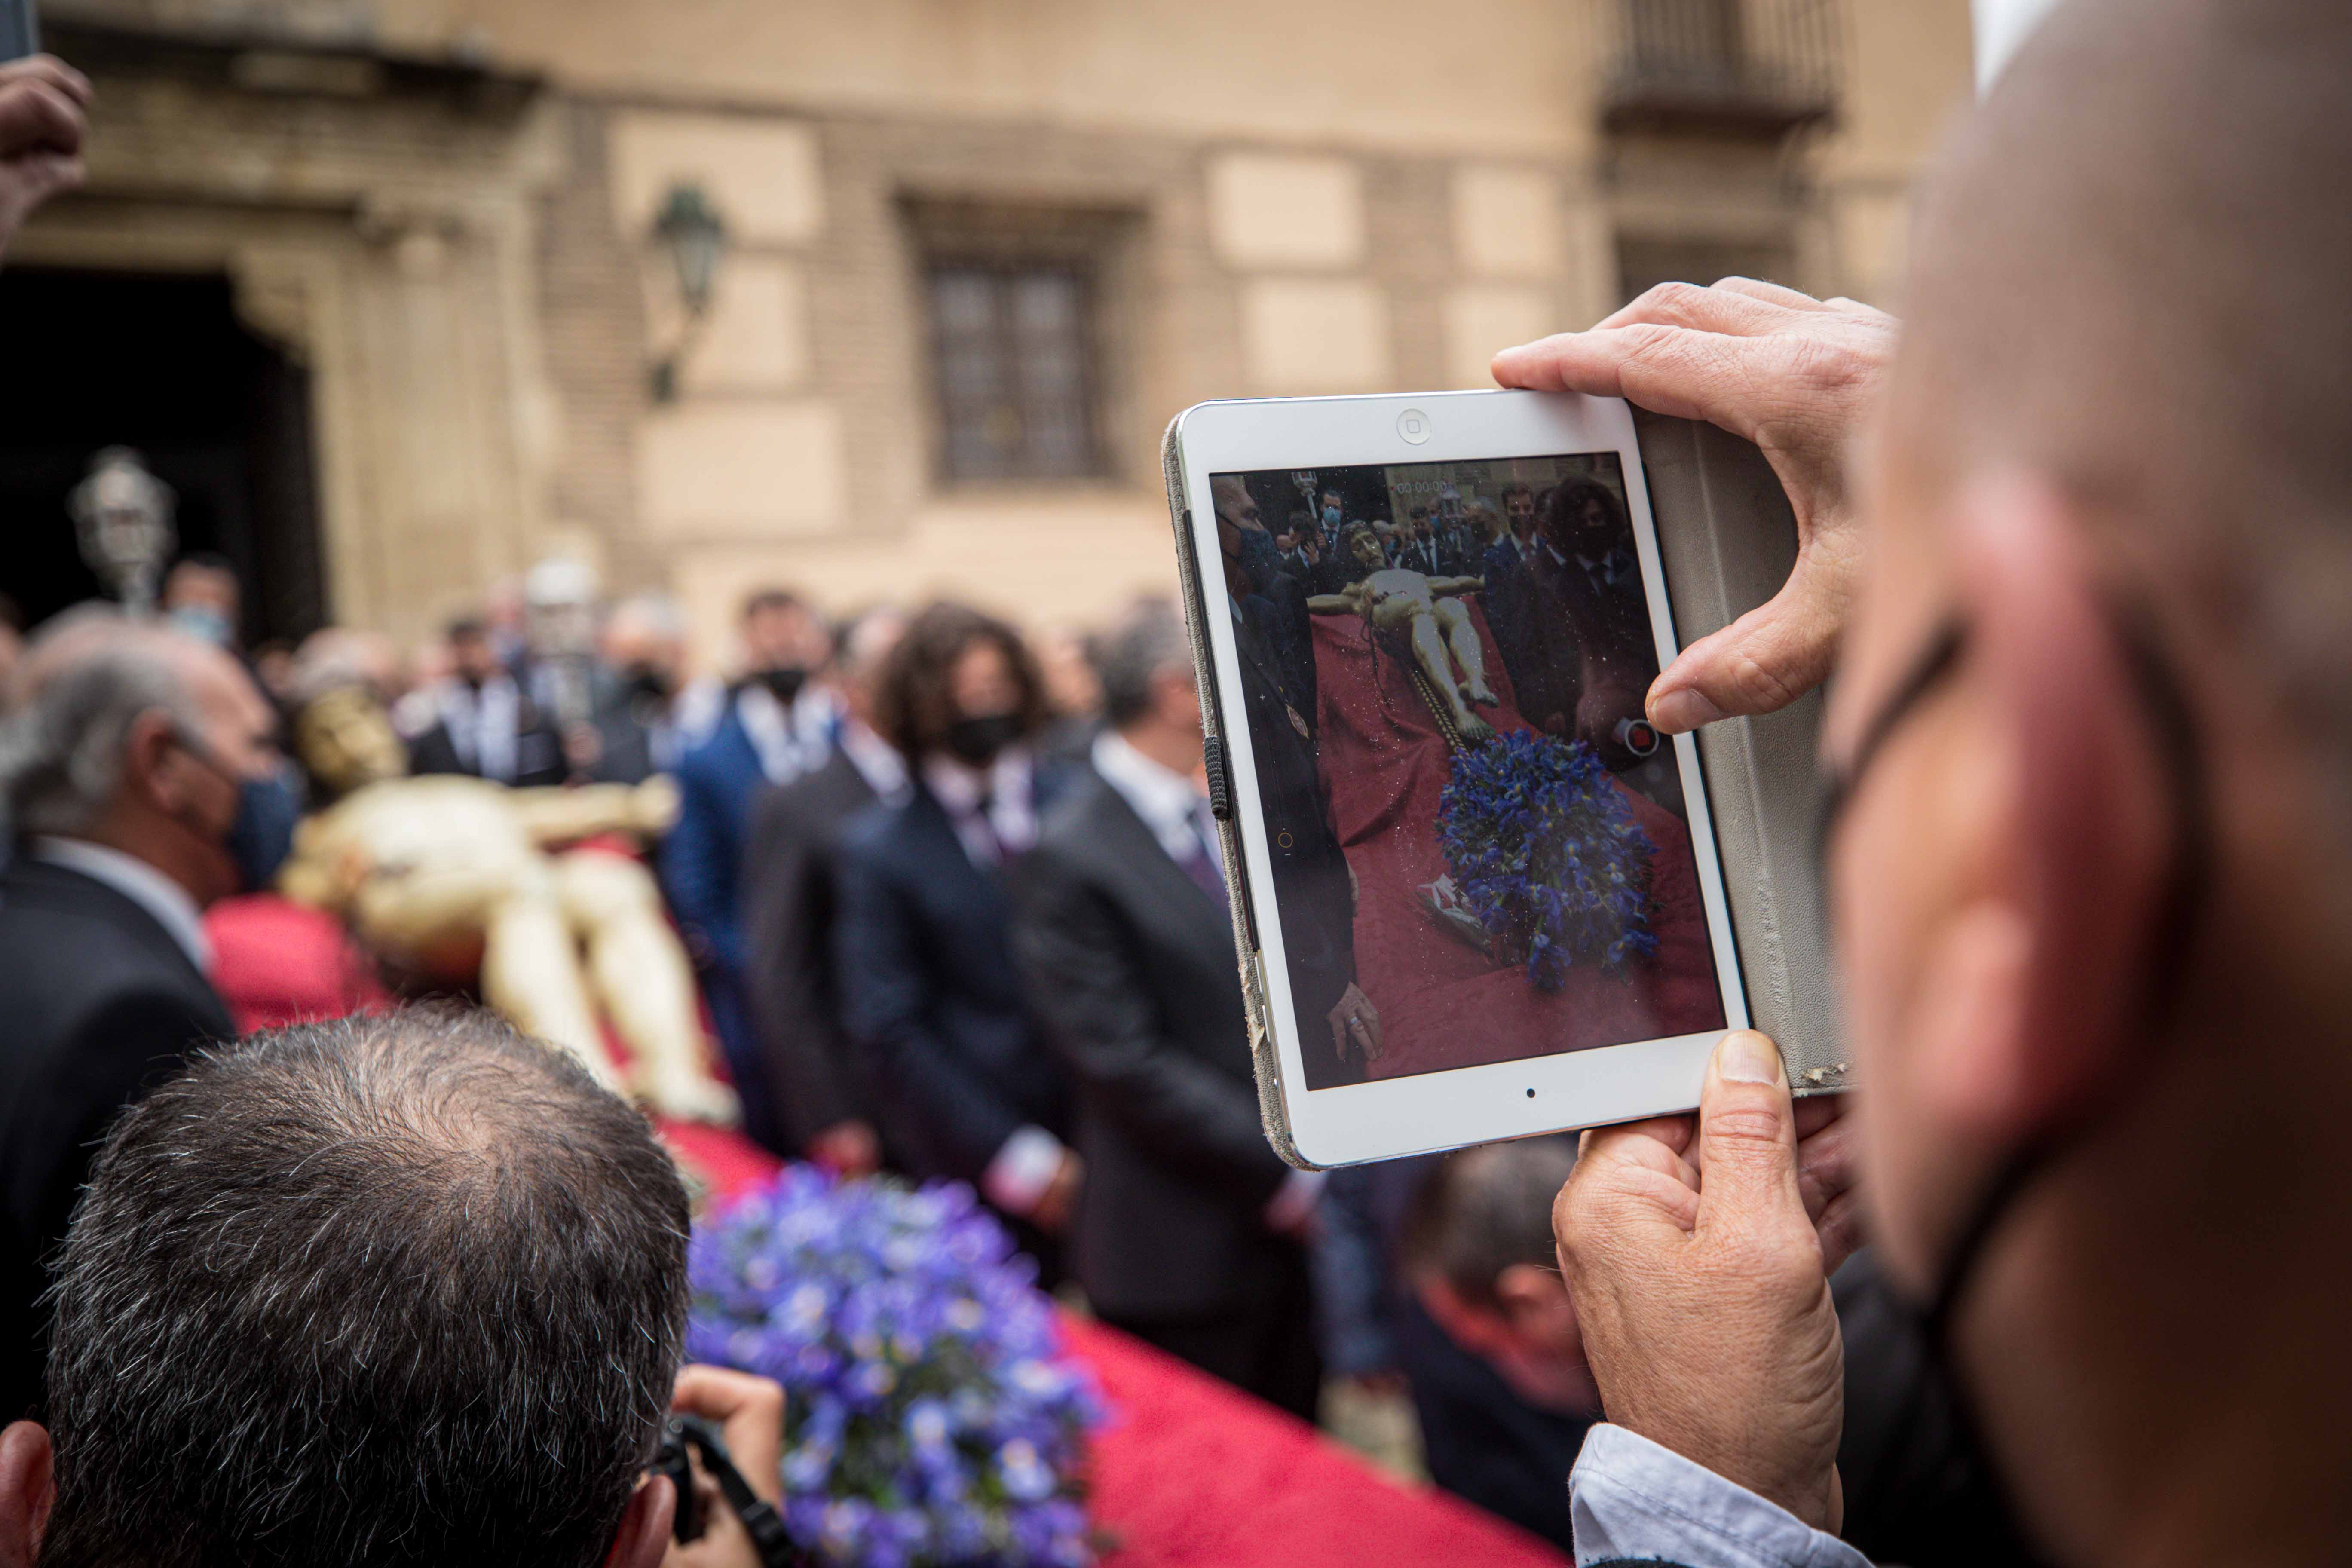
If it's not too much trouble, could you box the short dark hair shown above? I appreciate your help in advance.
[40,1006,691,1568]
[445,614,489,643]
[1396,1136,1578,1309]
[1097,601,1194,729]
[741,586,805,622]
[871,601,1047,760]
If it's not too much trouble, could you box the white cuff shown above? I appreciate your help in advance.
[1263,1169,1326,1234]
[1570,1424,1872,1568]
[981,1125,1066,1217]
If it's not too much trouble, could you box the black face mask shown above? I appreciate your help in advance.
[755,666,808,707]
[943,711,1023,768]
[623,664,675,704]
[1813,598,2208,1443]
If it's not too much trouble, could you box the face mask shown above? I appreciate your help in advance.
[943,711,1023,768]
[169,605,233,648]
[756,666,808,706]
[623,664,675,704]
[174,735,300,894]
[225,766,300,893]
[1322,505,1342,527]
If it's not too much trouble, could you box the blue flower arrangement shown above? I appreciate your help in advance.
[686,1168,1107,1568]
[1436,730,1659,991]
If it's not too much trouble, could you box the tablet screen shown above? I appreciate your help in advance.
[1209,452,1730,1088]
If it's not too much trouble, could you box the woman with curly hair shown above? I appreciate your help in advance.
[830,601,1084,1279]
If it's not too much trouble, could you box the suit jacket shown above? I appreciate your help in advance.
[0,856,235,1421]
[661,704,796,972]
[1014,774,1298,1320]
[1228,594,1361,1088]
[407,681,567,788]
[741,752,882,1150]
[831,767,1077,1183]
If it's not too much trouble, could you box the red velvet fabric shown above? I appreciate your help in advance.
[1307,603,1725,1080]
[205,894,394,1032]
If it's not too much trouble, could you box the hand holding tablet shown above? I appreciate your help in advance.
[1164,382,1846,1166]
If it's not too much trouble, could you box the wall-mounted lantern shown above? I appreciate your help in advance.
[649,182,728,403]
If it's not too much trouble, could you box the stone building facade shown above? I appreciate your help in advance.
[8,0,1973,665]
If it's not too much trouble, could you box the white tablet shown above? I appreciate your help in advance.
[1165,390,1750,1167]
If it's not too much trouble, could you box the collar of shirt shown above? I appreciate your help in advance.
[31,836,213,974]
[838,718,910,804]
[736,682,839,784]
[922,749,1038,866]
[1090,729,1208,864]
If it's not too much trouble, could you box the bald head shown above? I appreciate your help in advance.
[1888,0,2352,753]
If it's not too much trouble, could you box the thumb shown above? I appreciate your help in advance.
[1694,1031,1807,1238]
[1646,570,1838,732]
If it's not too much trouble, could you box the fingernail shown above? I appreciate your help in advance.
[1649,687,1727,733]
[1714,1031,1783,1085]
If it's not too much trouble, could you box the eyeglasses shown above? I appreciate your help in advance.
[1811,593,2210,1022]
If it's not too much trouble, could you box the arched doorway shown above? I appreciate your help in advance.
[0,266,325,644]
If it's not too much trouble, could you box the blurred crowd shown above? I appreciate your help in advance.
[0,550,2021,1563]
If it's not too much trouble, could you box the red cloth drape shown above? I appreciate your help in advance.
[1306,601,1725,1081]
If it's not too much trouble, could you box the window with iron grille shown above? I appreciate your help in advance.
[927,261,1103,482]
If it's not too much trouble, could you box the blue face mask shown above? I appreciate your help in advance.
[169,605,234,648]
[1321,505,1342,527]
[175,732,300,894]
[226,764,301,893]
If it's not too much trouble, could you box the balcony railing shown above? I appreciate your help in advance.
[1599,0,1842,139]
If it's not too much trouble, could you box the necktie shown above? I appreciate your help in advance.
[1178,811,1230,916]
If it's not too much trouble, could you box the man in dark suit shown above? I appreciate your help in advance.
[661,587,839,1153]
[740,608,906,1176]
[1210,476,1379,1089]
[832,604,1080,1275]
[1528,476,1659,760]
[0,610,276,1421]
[406,616,567,787]
[1015,604,1323,1418]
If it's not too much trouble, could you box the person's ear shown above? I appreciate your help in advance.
[0,1421,55,1568]
[1929,475,2174,1145]
[120,708,187,815]
[601,1472,675,1568]
[1414,1275,1509,1358]
[1493,1262,1579,1348]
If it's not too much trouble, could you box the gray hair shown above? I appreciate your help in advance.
[1397,1136,1580,1308]
[39,1005,692,1568]
[0,607,206,837]
[1098,600,1193,729]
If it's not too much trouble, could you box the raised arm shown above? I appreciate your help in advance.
[1305,591,1361,615]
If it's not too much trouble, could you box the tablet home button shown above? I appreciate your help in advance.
[1397,408,1431,444]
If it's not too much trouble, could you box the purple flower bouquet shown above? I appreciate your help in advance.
[1436,730,1659,991]
[686,1167,1106,1568]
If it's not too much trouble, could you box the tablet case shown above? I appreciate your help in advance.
[1164,408,1847,1169]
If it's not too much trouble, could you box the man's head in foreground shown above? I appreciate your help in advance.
[1400,1138,1594,1414]
[1510,0,2352,1556]
[0,1006,692,1568]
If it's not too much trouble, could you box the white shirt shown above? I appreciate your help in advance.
[1089,729,1211,865]
[736,682,839,785]
[32,836,212,974]
[435,675,520,784]
[837,718,910,804]
[1570,1424,1871,1568]
[921,750,1038,869]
